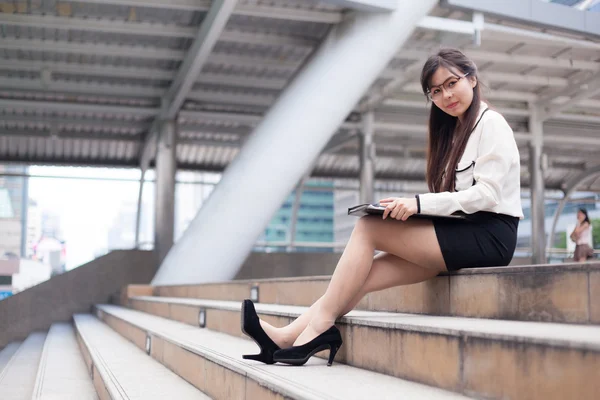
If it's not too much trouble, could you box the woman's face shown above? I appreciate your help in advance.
[577,211,585,222]
[429,66,477,120]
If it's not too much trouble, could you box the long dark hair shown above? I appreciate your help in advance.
[579,208,591,225]
[420,48,483,193]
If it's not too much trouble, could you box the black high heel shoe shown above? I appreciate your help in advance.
[241,299,280,364]
[272,326,343,367]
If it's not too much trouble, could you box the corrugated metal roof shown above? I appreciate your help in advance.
[0,0,599,192]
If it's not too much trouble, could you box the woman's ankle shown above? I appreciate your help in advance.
[260,321,294,348]
[307,314,336,333]
[276,326,297,348]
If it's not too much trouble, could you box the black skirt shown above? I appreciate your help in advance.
[433,211,519,271]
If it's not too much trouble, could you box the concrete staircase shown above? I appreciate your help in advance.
[0,262,598,399]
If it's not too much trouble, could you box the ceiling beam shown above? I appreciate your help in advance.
[322,131,359,153]
[178,110,262,125]
[63,0,342,23]
[359,61,423,112]
[398,48,600,72]
[178,110,359,131]
[140,0,237,169]
[0,13,317,48]
[371,67,568,112]
[440,0,600,39]
[316,0,397,12]
[0,38,186,60]
[0,128,142,142]
[482,22,600,52]
[0,60,174,81]
[187,90,275,107]
[536,71,598,107]
[0,60,292,89]
[0,77,165,98]
[398,82,538,102]
[540,73,600,120]
[381,98,600,123]
[0,39,302,72]
[0,99,159,117]
[0,115,148,131]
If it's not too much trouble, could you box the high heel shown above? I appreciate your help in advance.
[272,326,343,367]
[241,299,280,364]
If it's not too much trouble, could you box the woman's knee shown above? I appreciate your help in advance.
[354,215,384,234]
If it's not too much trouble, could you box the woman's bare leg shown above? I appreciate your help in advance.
[260,216,446,347]
[260,253,439,347]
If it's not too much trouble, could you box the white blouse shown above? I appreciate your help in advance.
[576,222,592,246]
[418,102,524,218]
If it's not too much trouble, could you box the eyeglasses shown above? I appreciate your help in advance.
[426,73,470,101]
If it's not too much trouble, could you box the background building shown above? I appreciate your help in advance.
[260,182,335,251]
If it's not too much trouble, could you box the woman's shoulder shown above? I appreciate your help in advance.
[479,107,513,136]
[481,108,509,125]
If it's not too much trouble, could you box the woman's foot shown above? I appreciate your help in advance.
[241,299,280,364]
[273,326,343,366]
[293,317,334,347]
[259,320,294,349]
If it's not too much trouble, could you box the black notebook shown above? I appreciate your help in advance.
[347,203,467,220]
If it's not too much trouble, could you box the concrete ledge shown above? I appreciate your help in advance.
[125,298,600,400]
[0,332,46,399]
[150,262,600,324]
[0,342,20,375]
[0,250,157,349]
[31,323,96,399]
[73,314,207,399]
[95,304,469,400]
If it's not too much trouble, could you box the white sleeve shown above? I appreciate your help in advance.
[418,113,518,215]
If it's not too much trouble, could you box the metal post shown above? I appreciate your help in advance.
[134,167,146,248]
[359,111,375,204]
[154,120,176,264]
[529,108,547,264]
[288,175,309,251]
[152,0,438,285]
[20,171,29,257]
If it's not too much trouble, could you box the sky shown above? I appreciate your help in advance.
[27,166,155,270]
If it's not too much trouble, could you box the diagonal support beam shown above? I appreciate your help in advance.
[358,61,423,112]
[322,131,359,153]
[162,1,237,119]
[318,0,397,12]
[540,74,600,120]
[140,0,237,169]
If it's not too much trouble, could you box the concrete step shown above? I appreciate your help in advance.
[140,262,600,324]
[94,304,469,400]
[127,296,600,400]
[32,323,98,400]
[0,332,47,400]
[0,342,21,375]
[73,314,210,400]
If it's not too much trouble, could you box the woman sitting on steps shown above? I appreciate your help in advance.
[241,48,524,367]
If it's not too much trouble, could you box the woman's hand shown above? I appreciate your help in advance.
[379,197,418,221]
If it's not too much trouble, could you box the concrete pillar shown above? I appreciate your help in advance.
[152,0,438,285]
[529,108,547,264]
[359,111,375,204]
[154,121,176,264]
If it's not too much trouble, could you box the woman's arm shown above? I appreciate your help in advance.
[418,111,519,215]
[574,221,590,235]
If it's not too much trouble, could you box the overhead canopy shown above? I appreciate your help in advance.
[0,0,599,192]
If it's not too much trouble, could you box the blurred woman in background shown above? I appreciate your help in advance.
[571,208,594,262]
